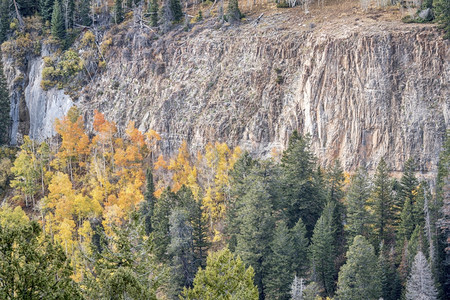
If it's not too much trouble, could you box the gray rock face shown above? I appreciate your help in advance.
[77,16,448,176]
[419,8,432,20]
[5,12,449,177]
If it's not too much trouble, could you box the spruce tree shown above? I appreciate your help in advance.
[405,251,438,300]
[227,0,241,22]
[140,168,156,235]
[51,0,66,40]
[115,0,124,24]
[279,132,323,235]
[41,0,55,23]
[291,218,309,277]
[309,202,336,296]
[66,0,75,29]
[266,220,296,300]
[336,235,382,300]
[0,0,9,43]
[170,0,182,22]
[0,56,10,145]
[168,208,195,298]
[378,244,402,300]
[149,0,158,27]
[190,196,209,270]
[373,158,395,247]
[79,0,92,26]
[152,187,177,261]
[345,167,372,242]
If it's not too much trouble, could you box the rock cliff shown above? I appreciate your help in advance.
[5,6,450,175]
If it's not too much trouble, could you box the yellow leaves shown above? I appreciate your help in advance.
[154,154,167,170]
[168,141,199,194]
[0,205,29,229]
[126,121,145,148]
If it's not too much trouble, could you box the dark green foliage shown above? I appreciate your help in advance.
[265,220,296,300]
[378,244,402,300]
[373,159,395,247]
[0,0,9,43]
[309,202,336,296]
[84,217,166,300]
[235,161,276,299]
[434,0,450,39]
[152,187,177,261]
[140,168,156,235]
[41,0,55,22]
[79,0,92,26]
[51,0,66,40]
[16,0,40,16]
[0,57,9,145]
[336,235,381,300]
[115,0,124,24]
[227,0,241,22]
[168,208,195,299]
[345,167,372,242]
[190,196,209,270]
[279,132,324,235]
[66,0,75,29]
[291,218,309,277]
[170,0,183,22]
[0,221,82,299]
[149,0,158,27]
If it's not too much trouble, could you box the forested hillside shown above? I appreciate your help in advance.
[0,108,449,299]
[0,0,449,299]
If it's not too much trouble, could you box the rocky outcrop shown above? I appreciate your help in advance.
[6,8,450,176]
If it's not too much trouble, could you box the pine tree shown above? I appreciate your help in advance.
[79,0,92,26]
[227,0,241,22]
[170,0,182,22]
[266,220,296,300]
[373,158,395,247]
[66,0,75,29]
[51,0,66,40]
[309,202,336,296]
[400,193,416,241]
[291,218,309,277]
[336,235,382,300]
[279,132,323,235]
[168,208,195,298]
[0,0,9,43]
[378,244,401,300]
[182,248,259,299]
[235,161,276,299]
[41,0,55,22]
[149,0,158,27]
[152,188,177,261]
[140,168,156,235]
[0,56,10,145]
[405,251,438,300]
[190,196,209,270]
[345,167,372,242]
[115,0,124,24]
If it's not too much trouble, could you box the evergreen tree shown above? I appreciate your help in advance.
[227,0,241,22]
[140,168,156,235]
[182,248,259,299]
[405,251,438,300]
[400,192,416,242]
[115,0,124,24]
[279,132,323,235]
[0,0,9,43]
[401,159,419,205]
[373,158,395,247]
[433,0,450,39]
[152,188,177,261]
[41,0,55,23]
[66,0,75,29]
[170,0,182,22]
[235,161,276,299]
[336,235,382,300]
[149,0,158,27]
[345,167,372,242]
[0,56,10,145]
[0,221,82,299]
[190,196,209,270]
[378,244,402,300]
[266,220,296,300]
[79,0,92,26]
[291,218,309,277]
[51,0,66,40]
[168,208,195,299]
[309,202,336,296]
